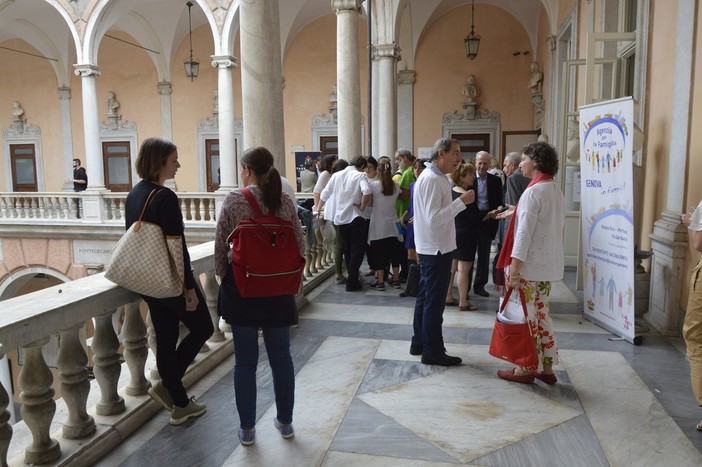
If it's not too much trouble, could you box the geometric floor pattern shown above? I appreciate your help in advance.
[100,268,702,467]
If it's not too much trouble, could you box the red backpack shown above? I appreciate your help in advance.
[228,187,305,298]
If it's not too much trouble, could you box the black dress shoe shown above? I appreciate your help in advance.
[421,353,462,366]
[345,282,363,292]
[409,344,423,356]
[474,289,489,297]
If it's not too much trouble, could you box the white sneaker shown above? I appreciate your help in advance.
[169,397,207,425]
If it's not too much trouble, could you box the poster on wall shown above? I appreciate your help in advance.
[579,97,637,344]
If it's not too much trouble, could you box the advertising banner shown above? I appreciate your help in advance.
[579,97,636,343]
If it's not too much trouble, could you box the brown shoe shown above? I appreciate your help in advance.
[497,368,534,384]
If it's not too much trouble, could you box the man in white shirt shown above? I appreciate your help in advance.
[411,138,475,366]
[320,156,371,291]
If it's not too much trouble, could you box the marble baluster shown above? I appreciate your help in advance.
[145,310,160,380]
[92,311,125,415]
[57,324,96,439]
[19,336,61,464]
[121,301,150,396]
[303,246,313,279]
[0,354,12,467]
[202,271,225,342]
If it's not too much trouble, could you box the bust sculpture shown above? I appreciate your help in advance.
[12,101,24,121]
[107,91,120,117]
[528,62,543,93]
[461,75,480,103]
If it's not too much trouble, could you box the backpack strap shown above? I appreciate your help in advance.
[241,186,265,217]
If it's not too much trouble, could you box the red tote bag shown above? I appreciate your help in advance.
[488,288,539,369]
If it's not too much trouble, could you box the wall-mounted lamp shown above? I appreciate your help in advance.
[184,1,199,81]
[464,0,480,60]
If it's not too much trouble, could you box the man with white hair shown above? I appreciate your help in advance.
[472,151,503,297]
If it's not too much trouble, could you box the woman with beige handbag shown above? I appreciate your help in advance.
[124,138,213,425]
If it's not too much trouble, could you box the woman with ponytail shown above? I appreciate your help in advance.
[215,147,305,446]
[367,158,403,290]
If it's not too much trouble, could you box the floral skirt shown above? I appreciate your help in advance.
[518,279,559,373]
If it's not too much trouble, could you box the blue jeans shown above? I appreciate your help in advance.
[232,325,295,429]
[411,252,454,356]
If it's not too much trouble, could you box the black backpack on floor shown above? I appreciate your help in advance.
[403,263,421,297]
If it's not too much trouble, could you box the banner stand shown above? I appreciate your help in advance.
[579,97,638,345]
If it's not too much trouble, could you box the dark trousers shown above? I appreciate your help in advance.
[411,252,453,356]
[144,285,214,407]
[474,219,495,291]
[339,217,368,287]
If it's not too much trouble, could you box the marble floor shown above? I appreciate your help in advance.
[100,268,702,467]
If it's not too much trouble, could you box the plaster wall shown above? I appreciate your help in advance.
[558,0,578,27]
[413,4,535,152]
[0,39,66,192]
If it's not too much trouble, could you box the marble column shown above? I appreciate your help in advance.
[371,54,379,157]
[74,64,104,189]
[239,0,286,170]
[74,64,106,221]
[375,43,400,159]
[397,69,415,154]
[57,87,75,191]
[332,0,364,160]
[212,55,239,206]
[644,0,695,336]
[157,82,173,142]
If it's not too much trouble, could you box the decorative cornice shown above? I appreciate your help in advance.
[442,109,501,124]
[331,0,363,13]
[210,55,238,69]
[398,70,416,85]
[157,82,172,95]
[99,117,136,132]
[74,64,100,77]
[57,87,71,100]
[372,43,401,61]
[312,113,337,127]
[4,122,40,138]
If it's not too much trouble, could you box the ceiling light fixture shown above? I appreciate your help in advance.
[184,1,199,81]
[464,0,480,60]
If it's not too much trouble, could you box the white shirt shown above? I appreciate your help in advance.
[511,181,565,281]
[690,200,702,232]
[313,171,331,194]
[368,180,401,243]
[320,166,371,225]
[413,163,466,255]
[281,177,296,204]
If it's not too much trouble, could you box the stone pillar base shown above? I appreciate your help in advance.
[644,210,689,335]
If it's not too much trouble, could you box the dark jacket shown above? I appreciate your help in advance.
[124,180,196,291]
[472,172,503,239]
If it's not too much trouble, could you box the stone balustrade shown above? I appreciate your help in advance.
[0,192,218,224]
[0,216,336,465]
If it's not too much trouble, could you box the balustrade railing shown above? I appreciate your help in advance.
[0,226,336,465]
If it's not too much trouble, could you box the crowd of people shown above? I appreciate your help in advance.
[125,136,567,445]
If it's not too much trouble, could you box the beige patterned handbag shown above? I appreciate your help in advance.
[105,188,185,298]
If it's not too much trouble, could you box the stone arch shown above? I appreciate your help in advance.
[0,266,71,301]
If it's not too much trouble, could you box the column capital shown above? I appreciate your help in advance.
[332,0,363,13]
[57,87,71,100]
[157,81,172,95]
[211,55,238,69]
[372,43,401,61]
[74,64,100,77]
[398,69,416,85]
